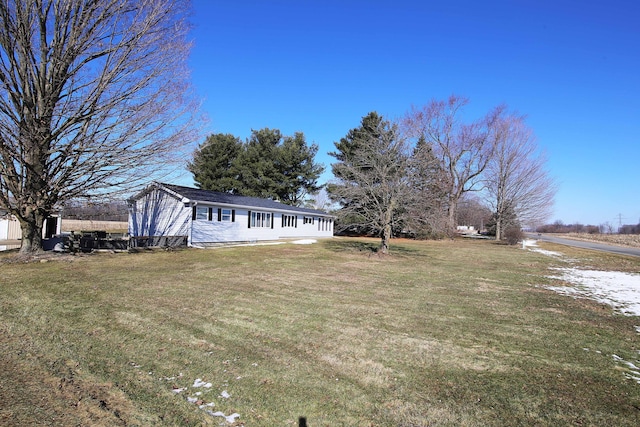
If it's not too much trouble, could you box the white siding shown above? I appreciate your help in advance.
[128,185,334,245]
[1,217,21,240]
[192,208,274,243]
[0,216,59,240]
[0,219,8,240]
[128,188,190,238]
[191,209,333,243]
[275,213,333,239]
[191,208,244,243]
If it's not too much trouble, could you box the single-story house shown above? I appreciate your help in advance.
[0,209,61,240]
[127,182,334,247]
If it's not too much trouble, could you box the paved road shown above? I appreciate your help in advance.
[526,233,640,258]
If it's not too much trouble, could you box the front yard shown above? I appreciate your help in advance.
[1,238,639,426]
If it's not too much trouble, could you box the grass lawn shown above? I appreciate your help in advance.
[1,237,639,426]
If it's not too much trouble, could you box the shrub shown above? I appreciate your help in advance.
[504,226,524,245]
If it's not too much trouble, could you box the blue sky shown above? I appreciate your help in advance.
[184,0,639,227]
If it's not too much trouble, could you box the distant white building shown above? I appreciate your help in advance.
[127,182,334,247]
[456,225,476,234]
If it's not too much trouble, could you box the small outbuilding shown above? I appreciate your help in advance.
[127,182,334,247]
[0,209,61,241]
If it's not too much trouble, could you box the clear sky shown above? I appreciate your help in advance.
[184,0,639,227]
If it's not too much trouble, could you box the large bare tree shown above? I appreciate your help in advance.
[484,113,556,240]
[0,0,198,253]
[403,96,503,234]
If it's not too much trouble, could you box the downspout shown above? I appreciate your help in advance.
[189,202,196,247]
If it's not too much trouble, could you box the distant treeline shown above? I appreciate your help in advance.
[536,221,640,234]
[619,223,640,234]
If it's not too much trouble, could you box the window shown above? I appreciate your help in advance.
[215,208,235,222]
[303,216,314,225]
[318,217,333,231]
[195,206,208,221]
[282,214,297,228]
[249,211,272,228]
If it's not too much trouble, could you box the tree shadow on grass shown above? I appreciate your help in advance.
[324,240,379,253]
[323,239,423,257]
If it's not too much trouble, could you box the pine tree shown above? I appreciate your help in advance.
[188,134,243,192]
[234,128,283,199]
[328,112,408,253]
[189,129,324,206]
[277,132,324,205]
[404,136,450,238]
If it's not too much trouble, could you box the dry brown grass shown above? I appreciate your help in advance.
[1,237,639,426]
[557,233,640,248]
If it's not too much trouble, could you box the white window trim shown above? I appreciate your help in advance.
[221,208,232,222]
[250,211,272,228]
[195,206,208,221]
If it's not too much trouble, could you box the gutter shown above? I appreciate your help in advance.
[189,201,334,218]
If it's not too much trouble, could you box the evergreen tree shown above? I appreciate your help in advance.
[328,112,408,253]
[331,112,385,163]
[404,136,450,238]
[234,128,283,199]
[189,128,324,206]
[277,132,324,205]
[188,134,243,192]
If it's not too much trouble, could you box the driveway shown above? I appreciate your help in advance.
[527,233,640,258]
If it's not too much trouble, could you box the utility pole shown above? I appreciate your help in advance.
[617,213,623,233]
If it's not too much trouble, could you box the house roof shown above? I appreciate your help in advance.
[137,182,332,217]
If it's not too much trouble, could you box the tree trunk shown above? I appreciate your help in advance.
[379,201,395,254]
[18,213,45,254]
[380,223,391,254]
[447,198,458,237]
[495,215,502,241]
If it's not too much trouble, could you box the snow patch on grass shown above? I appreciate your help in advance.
[613,354,640,384]
[533,245,640,386]
[546,268,640,316]
[291,239,317,245]
[531,248,564,257]
[524,238,569,258]
[206,411,241,423]
[192,378,212,388]
[157,373,240,423]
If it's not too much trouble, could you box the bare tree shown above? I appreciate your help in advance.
[402,95,503,234]
[304,188,333,211]
[328,112,409,254]
[484,113,556,240]
[0,0,199,253]
[456,194,492,233]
